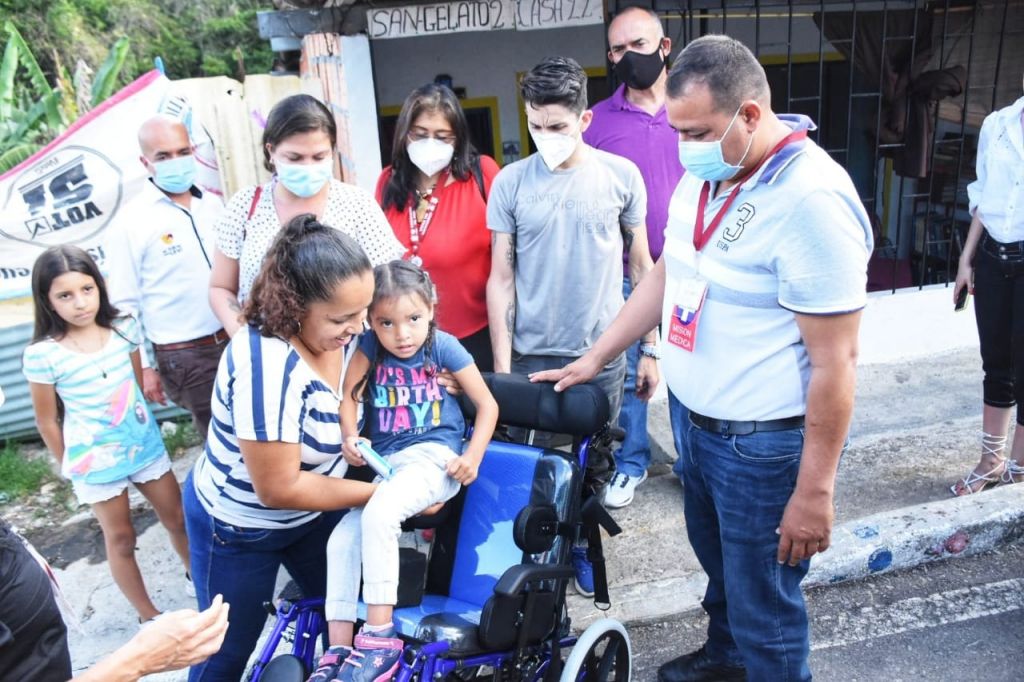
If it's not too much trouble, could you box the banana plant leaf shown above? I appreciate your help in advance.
[0,142,38,174]
[91,37,130,107]
[1,21,62,129]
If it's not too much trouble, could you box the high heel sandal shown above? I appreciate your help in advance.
[950,432,1008,496]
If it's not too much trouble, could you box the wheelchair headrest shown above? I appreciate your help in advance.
[463,373,610,436]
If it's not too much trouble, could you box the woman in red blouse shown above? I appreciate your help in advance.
[376,84,499,371]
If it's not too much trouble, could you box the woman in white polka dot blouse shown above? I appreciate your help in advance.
[209,94,405,336]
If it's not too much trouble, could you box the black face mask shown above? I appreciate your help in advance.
[614,46,667,91]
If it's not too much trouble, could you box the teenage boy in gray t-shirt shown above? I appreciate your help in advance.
[486,56,658,430]
[486,56,657,599]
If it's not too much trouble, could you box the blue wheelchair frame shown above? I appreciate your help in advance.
[247,377,629,682]
[248,597,597,681]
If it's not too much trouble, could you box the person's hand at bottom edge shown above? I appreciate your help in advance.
[134,594,230,673]
[73,594,230,681]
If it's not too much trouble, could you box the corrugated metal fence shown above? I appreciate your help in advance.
[0,323,38,440]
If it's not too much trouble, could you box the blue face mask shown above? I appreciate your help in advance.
[276,160,334,198]
[152,155,196,194]
[677,105,755,182]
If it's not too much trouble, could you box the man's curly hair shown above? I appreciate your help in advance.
[243,214,371,339]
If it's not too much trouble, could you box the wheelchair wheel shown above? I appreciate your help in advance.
[559,619,631,682]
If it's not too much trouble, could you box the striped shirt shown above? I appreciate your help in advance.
[661,115,873,421]
[192,325,348,528]
[22,316,167,484]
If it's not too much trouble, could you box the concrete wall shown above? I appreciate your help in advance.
[859,284,979,367]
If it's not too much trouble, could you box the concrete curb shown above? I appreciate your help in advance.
[806,481,1024,586]
[568,482,1024,630]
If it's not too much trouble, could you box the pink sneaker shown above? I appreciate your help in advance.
[336,632,403,682]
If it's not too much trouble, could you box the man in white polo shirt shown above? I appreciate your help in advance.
[533,35,872,682]
[105,116,227,439]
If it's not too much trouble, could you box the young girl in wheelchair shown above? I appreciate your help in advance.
[309,260,498,682]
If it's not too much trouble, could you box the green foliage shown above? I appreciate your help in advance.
[0,1,273,84]
[0,21,64,129]
[196,8,274,81]
[0,1,272,173]
[161,419,201,459]
[0,441,55,502]
[91,36,129,105]
[0,19,130,173]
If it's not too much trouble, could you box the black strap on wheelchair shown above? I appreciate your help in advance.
[580,496,622,610]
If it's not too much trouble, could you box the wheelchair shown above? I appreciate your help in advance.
[248,373,629,682]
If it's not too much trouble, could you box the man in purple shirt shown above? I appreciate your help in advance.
[584,5,685,508]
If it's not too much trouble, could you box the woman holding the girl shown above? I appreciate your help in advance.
[184,214,382,680]
[376,84,499,370]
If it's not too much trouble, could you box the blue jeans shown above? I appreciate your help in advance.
[615,277,651,478]
[183,472,344,681]
[671,405,811,682]
[669,390,686,456]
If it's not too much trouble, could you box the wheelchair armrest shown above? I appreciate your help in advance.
[493,564,575,597]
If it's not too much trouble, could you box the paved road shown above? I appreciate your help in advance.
[627,540,1024,681]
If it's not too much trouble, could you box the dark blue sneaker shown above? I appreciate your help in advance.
[572,546,595,597]
[307,645,351,681]
[337,632,403,681]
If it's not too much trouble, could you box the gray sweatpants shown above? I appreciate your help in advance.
[324,441,461,622]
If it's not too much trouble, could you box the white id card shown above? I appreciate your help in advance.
[676,276,708,310]
[666,275,709,353]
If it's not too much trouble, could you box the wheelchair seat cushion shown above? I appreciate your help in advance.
[391,595,483,654]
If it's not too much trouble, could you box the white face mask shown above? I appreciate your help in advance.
[530,119,581,171]
[407,137,454,177]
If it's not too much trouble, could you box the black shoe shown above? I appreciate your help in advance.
[656,646,747,682]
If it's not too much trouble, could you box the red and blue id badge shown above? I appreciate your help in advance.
[667,276,708,352]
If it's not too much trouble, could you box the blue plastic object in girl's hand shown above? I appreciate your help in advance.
[356,441,393,480]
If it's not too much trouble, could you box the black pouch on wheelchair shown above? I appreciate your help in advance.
[582,426,618,501]
[396,546,427,607]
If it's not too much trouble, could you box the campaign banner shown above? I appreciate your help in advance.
[0,70,221,300]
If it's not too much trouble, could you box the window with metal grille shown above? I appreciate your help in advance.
[607,0,1023,291]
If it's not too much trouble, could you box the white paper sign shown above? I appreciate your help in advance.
[366,0,602,39]
[367,0,516,40]
[514,0,603,31]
